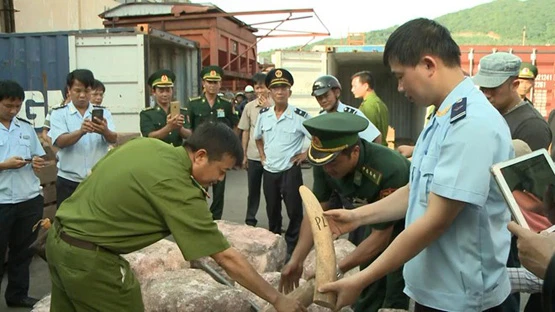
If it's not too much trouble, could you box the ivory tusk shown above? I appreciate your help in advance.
[298,185,337,309]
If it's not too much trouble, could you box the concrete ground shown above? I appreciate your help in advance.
[1,167,530,311]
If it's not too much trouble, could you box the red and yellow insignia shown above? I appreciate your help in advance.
[379,188,397,199]
[312,136,323,148]
[210,70,217,77]
[275,70,283,78]
[161,75,168,82]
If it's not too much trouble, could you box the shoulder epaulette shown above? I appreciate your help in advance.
[360,165,383,185]
[142,106,155,111]
[294,107,308,118]
[343,106,357,114]
[52,104,67,110]
[189,96,201,102]
[92,105,106,109]
[219,97,232,103]
[16,117,31,125]
[450,97,467,124]
[260,107,270,114]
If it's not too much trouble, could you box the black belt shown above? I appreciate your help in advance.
[57,230,110,253]
[54,219,112,253]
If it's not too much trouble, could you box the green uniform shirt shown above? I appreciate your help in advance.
[312,140,410,311]
[139,104,190,147]
[360,91,389,146]
[187,94,239,131]
[56,138,230,260]
[313,140,410,229]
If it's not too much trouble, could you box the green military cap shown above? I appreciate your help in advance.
[148,69,175,88]
[519,62,538,79]
[265,68,294,88]
[201,65,223,81]
[303,112,369,165]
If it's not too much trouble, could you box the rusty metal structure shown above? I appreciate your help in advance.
[99,2,329,91]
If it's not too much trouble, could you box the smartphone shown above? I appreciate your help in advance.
[170,101,180,117]
[92,109,104,124]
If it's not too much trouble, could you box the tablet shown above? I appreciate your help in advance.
[491,148,555,230]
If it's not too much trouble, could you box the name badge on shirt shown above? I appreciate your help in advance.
[217,109,225,118]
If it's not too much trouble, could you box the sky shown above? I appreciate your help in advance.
[194,0,494,52]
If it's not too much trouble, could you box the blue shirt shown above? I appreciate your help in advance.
[254,104,311,173]
[320,101,381,143]
[0,117,45,203]
[405,78,513,311]
[49,102,115,182]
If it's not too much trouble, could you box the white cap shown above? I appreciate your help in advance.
[244,85,254,93]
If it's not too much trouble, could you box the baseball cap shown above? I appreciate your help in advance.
[472,52,521,88]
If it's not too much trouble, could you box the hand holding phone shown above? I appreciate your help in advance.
[92,109,104,124]
[170,101,180,117]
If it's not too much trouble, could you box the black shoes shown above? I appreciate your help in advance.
[6,296,39,308]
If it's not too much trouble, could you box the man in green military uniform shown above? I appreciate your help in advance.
[45,122,306,312]
[280,113,410,312]
[187,65,239,220]
[140,69,191,146]
[351,71,390,146]
[517,62,539,104]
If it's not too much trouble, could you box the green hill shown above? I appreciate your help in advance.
[259,0,555,58]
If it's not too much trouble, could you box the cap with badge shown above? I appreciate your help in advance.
[265,68,294,88]
[303,113,369,165]
[148,69,176,88]
[472,52,521,88]
[201,65,223,81]
[518,62,539,80]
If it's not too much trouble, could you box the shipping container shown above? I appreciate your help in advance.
[460,45,555,118]
[272,45,555,144]
[0,27,201,132]
[271,50,424,144]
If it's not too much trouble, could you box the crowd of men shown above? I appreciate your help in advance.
[1,16,555,312]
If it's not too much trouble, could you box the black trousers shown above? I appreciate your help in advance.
[263,165,303,255]
[414,301,504,312]
[56,176,80,209]
[0,195,43,302]
[500,236,521,312]
[210,176,226,220]
[245,160,264,226]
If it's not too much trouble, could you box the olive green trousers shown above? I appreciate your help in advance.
[45,223,143,312]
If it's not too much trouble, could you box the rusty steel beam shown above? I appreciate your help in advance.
[177,8,316,18]
[257,32,330,38]
[256,27,325,34]
[248,15,312,26]
[223,13,292,70]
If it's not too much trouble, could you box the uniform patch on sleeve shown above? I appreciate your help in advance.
[450,98,467,123]
[343,106,356,114]
[294,108,308,118]
[379,188,397,199]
